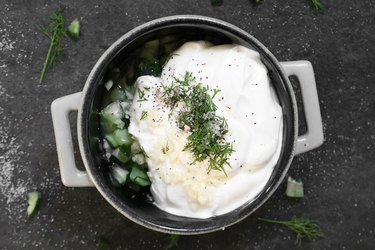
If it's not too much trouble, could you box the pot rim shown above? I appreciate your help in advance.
[77,15,298,234]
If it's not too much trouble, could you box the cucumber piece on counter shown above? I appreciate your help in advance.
[67,19,80,40]
[105,129,133,148]
[111,147,131,163]
[27,191,41,217]
[286,176,304,198]
[111,165,129,185]
[129,166,151,187]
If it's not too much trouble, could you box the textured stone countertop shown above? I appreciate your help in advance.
[0,0,374,249]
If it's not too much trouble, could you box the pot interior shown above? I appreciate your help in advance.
[80,17,296,234]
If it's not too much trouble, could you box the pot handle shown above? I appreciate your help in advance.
[281,61,324,155]
[51,92,94,187]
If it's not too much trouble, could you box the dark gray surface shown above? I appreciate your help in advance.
[0,0,374,249]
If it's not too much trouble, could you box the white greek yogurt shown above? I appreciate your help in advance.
[128,41,283,218]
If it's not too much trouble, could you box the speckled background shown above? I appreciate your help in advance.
[0,0,374,249]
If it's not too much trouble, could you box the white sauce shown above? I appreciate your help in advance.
[128,41,283,218]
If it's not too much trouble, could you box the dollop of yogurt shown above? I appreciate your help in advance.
[128,41,283,218]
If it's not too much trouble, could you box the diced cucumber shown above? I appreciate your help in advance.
[129,166,151,187]
[160,35,180,45]
[132,153,146,165]
[109,85,127,102]
[144,39,160,49]
[104,80,113,91]
[163,41,182,54]
[105,134,118,147]
[101,102,125,133]
[27,191,41,217]
[140,39,160,60]
[111,165,129,185]
[111,148,131,163]
[109,67,121,82]
[130,140,142,154]
[120,100,132,114]
[105,129,133,148]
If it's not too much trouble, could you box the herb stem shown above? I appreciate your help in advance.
[39,10,65,83]
[40,28,57,83]
[258,217,324,244]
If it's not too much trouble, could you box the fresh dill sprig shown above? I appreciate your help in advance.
[140,111,148,120]
[96,236,111,248]
[164,234,180,250]
[258,217,324,244]
[162,72,234,174]
[311,0,323,11]
[39,9,65,83]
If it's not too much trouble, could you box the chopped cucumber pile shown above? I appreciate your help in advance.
[100,36,187,190]
[100,69,150,189]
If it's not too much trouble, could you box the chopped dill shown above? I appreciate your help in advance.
[162,142,169,154]
[162,72,234,174]
[39,9,65,83]
[137,88,148,102]
[140,111,148,120]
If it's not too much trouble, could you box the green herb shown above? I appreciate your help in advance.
[137,88,148,102]
[162,141,170,154]
[258,217,323,244]
[210,0,223,6]
[285,176,304,198]
[27,191,41,217]
[164,234,180,250]
[39,9,65,83]
[162,72,234,174]
[311,0,323,10]
[67,19,80,40]
[96,236,111,248]
[140,111,148,120]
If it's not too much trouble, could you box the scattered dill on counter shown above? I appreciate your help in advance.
[96,236,111,248]
[39,9,65,83]
[311,0,323,11]
[258,217,324,244]
[162,72,234,174]
[164,234,180,250]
